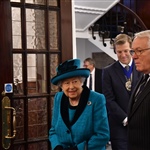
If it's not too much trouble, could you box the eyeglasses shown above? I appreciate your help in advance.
[129,48,150,56]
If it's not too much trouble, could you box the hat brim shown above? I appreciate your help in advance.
[51,68,90,85]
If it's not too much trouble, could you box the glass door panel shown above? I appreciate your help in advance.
[49,0,58,6]
[13,99,24,141]
[27,54,47,94]
[26,9,46,50]
[12,7,22,49]
[28,97,48,140]
[50,54,59,94]
[49,11,59,50]
[13,54,24,95]
[25,0,46,5]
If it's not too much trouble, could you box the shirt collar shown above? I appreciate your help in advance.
[90,68,95,75]
[119,59,133,68]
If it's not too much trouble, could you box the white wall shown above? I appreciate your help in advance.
[76,38,102,66]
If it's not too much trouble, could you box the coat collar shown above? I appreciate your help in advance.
[61,85,90,129]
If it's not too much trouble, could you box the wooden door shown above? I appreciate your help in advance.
[0,0,73,149]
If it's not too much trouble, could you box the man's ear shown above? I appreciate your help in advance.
[113,44,116,54]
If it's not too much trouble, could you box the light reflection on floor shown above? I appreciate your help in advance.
[106,142,112,150]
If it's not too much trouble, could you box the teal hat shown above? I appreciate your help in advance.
[51,59,90,85]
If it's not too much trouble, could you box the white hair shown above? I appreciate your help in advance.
[134,30,150,47]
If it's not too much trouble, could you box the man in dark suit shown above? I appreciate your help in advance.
[83,57,102,93]
[102,34,142,150]
[128,30,150,150]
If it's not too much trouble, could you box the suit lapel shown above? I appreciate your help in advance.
[94,69,97,87]
[95,68,100,92]
[114,62,126,85]
[128,76,142,113]
[128,79,150,119]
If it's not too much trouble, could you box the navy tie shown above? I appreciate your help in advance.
[89,74,92,90]
[125,65,130,71]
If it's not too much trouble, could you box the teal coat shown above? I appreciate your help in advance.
[49,86,109,150]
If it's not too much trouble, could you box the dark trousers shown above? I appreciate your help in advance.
[111,139,127,150]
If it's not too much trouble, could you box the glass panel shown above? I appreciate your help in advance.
[50,54,60,93]
[28,141,48,150]
[49,11,59,50]
[28,98,48,139]
[14,145,25,150]
[11,0,20,2]
[37,54,47,93]
[13,54,24,95]
[27,54,47,94]
[13,99,24,141]
[12,7,22,49]
[25,0,46,5]
[49,0,58,6]
[26,9,45,50]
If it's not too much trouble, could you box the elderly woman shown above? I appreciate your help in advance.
[49,59,109,150]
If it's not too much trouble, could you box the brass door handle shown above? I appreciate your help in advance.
[5,107,16,139]
[2,94,17,149]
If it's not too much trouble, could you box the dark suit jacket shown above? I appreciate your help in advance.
[102,61,142,142]
[128,75,150,150]
[84,68,102,93]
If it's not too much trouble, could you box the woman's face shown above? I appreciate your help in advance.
[61,77,83,100]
